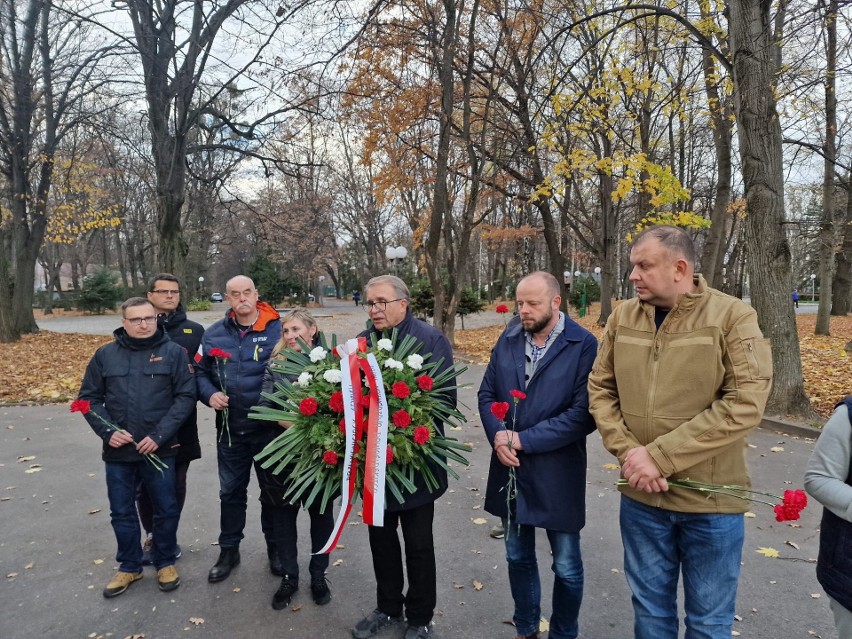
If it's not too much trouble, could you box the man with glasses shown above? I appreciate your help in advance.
[196,275,283,583]
[132,274,205,565]
[352,275,455,639]
[77,297,196,598]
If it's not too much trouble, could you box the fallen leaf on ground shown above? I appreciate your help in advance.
[17,455,35,463]
[603,463,619,470]
[785,540,800,550]
[770,447,785,453]
[471,518,487,525]
[473,581,483,590]
[189,618,204,625]
[756,547,780,558]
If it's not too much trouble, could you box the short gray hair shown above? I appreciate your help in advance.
[364,275,410,301]
[121,297,153,316]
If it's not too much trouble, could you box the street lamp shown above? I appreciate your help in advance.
[198,276,204,299]
[386,246,408,275]
[810,273,816,302]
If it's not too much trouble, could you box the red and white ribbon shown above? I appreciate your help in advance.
[317,338,388,553]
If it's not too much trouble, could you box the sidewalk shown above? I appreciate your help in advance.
[0,357,833,639]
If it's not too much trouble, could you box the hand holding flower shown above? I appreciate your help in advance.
[622,446,668,493]
[108,430,135,448]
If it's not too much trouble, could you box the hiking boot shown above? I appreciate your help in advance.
[102,570,143,598]
[310,573,331,605]
[404,624,432,639]
[272,575,299,610]
[157,565,180,592]
[141,533,153,566]
[208,548,240,583]
[352,609,403,638]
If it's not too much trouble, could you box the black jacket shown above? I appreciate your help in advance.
[158,304,204,462]
[78,326,197,463]
[360,310,456,511]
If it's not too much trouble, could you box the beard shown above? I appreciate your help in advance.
[522,308,553,335]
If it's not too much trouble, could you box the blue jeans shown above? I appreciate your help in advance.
[503,520,583,639]
[620,495,745,639]
[217,431,275,549]
[105,461,177,572]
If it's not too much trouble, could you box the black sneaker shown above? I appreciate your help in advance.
[310,573,331,605]
[352,609,403,639]
[404,625,432,639]
[175,544,182,560]
[271,575,299,610]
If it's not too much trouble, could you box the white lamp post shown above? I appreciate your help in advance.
[198,276,204,299]
[810,273,816,302]
[386,246,409,274]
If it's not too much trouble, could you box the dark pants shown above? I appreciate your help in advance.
[137,460,190,534]
[272,502,334,579]
[106,460,178,572]
[368,501,436,627]
[217,430,276,550]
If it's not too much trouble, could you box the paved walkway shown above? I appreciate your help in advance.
[6,298,832,639]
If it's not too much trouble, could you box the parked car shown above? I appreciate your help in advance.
[210,292,223,302]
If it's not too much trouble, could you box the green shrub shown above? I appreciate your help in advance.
[78,270,123,314]
[186,298,212,311]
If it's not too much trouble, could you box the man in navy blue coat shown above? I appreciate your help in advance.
[478,271,598,639]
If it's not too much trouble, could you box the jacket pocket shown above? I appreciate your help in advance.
[735,323,772,380]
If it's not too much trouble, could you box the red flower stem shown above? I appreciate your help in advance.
[616,479,779,507]
[215,357,232,447]
[90,412,168,473]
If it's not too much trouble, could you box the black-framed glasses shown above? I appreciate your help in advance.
[151,289,180,295]
[362,298,405,313]
[124,316,157,326]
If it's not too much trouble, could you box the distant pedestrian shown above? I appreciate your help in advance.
[804,396,852,639]
[792,289,799,308]
[77,297,195,598]
[353,290,361,306]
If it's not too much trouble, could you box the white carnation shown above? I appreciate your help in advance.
[296,372,313,387]
[383,358,404,371]
[377,338,394,352]
[323,369,342,384]
[406,354,424,370]
[309,346,327,362]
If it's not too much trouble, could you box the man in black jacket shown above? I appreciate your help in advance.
[135,274,204,564]
[352,275,456,639]
[77,297,196,598]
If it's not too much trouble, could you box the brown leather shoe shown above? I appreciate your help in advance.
[157,565,180,592]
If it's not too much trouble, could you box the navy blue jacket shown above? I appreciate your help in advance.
[196,301,282,436]
[158,304,204,462]
[79,326,196,463]
[360,310,456,511]
[478,316,597,532]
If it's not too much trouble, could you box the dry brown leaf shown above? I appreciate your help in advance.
[189,617,204,625]
[603,463,620,470]
[785,540,800,550]
[471,518,488,525]
[17,455,35,463]
[770,447,785,453]
[473,581,483,591]
[291,604,302,611]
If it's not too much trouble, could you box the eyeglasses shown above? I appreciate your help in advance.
[151,289,180,295]
[362,298,405,313]
[124,316,157,326]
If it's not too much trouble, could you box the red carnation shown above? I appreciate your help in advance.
[490,402,510,422]
[322,450,339,466]
[339,418,346,433]
[70,399,91,414]
[329,391,344,413]
[386,446,394,464]
[783,489,808,511]
[300,397,318,416]
[209,347,232,359]
[392,409,412,428]
[496,304,509,314]
[416,375,434,392]
[354,443,361,455]
[413,426,431,445]
[509,390,527,401]
[392,381,411,399]
[359,394,371,408]
[774,503,801,522]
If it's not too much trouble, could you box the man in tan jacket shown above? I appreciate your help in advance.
[588,225,772,639]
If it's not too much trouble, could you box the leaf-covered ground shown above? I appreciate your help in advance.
[0,307,847,419]
[455,304,850,420]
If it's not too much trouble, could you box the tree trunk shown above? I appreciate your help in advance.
[816,0,838,335]
[727,0,814,419]
[831,179,851,314]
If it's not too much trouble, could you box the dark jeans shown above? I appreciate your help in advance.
[217,430,276,550]
[272,501,334,579]
[503,520,583,639]
[368,501,436,627]
[105,461,178,572]
[137,460,190,534]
